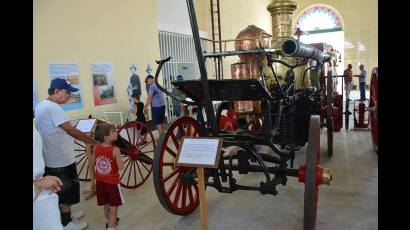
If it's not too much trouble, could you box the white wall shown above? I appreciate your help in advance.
[300,31,345,93]
[157,0,208,37]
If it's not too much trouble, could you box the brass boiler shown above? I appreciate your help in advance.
[231,25,270,114]
[267,0,308,89]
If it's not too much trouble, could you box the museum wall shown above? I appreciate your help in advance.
[197,0,377,81]
[33,0,161,120]
[157,0,209,37]
[294,0,378,83]
[217,0,272,78]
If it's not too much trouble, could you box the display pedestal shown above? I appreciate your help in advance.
[80,116,112,200]
[174,137,223,230]
[197,167,208,230]
[84,143,96,200]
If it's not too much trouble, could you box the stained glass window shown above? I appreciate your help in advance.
[295,5,343,33]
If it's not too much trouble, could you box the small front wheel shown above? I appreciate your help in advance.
[153,117,203,215]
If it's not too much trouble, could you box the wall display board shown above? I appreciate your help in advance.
[90,63,117,106]
[33,72,38,110]
[48,63,84,111]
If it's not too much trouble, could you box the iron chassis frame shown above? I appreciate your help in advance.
[155,55,327,197]
[151,0,334,196]
[153,0,331,197]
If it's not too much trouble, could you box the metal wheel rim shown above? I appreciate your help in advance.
[116,121,155,189]
[369,70,378,152]
[74,140,91,181]
[304,115,320,230]
[153,117,202,215]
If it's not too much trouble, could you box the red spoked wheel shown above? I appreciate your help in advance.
[74,140,91,181]
[300,115,321,230]
[369,68,378,153]
[153,117,203,215]
[115,121,156,189]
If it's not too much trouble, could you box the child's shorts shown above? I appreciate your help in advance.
[96,181,125,206]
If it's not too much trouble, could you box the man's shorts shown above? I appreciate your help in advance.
[44,162,80,205]
[152,106,166,125]
[96,181,125,206]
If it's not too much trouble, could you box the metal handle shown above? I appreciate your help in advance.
[154,56,197,106]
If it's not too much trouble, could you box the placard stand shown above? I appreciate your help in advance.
[83,143,96,200]
[197,167,208,230]
[174,137,222,230]
[78,116,112,200]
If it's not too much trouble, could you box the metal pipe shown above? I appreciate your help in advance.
[228,165,299,177]
[281,38,331,62]
[203,48,279,58]
[186,0,218,136]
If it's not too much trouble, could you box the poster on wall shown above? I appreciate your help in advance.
[33,73,38,110]
[90,63,117,106]
[48,63,84,111]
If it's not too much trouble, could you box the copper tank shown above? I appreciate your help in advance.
[231,25,270,113]
[231,62,251,111]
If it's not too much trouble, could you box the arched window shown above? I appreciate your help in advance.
[295,4,343,34]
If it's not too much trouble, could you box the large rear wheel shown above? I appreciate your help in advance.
[303,115,320,230]
[369,68,378,153]
[300,115,332,230]
[326,70,333,157]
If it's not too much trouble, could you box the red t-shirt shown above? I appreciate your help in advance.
[94,145,120,184]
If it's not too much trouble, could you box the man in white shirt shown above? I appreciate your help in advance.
[354,64,367,101]
[33,119,64,230]
[35,78,98,230]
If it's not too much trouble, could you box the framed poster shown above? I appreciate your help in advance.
[48,63,84,111]
[33,73,38,110]
[90,63,117,106]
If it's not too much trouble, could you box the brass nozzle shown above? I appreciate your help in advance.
[322,168,332,185]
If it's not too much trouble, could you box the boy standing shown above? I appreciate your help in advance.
[94,123,125,230]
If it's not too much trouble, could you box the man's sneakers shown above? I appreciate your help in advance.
[63,221,88,230]
[63,211,87,230]
[71,210,85,221]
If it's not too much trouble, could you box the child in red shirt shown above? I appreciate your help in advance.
[93,123,124,230]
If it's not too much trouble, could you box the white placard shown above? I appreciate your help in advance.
[76,119,97,133]
[176,138,221,167]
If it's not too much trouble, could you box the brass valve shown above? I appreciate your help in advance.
[321,167,332,185]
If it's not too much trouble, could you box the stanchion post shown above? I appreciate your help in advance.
[197,167,208,230]
[84,143,96,200]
